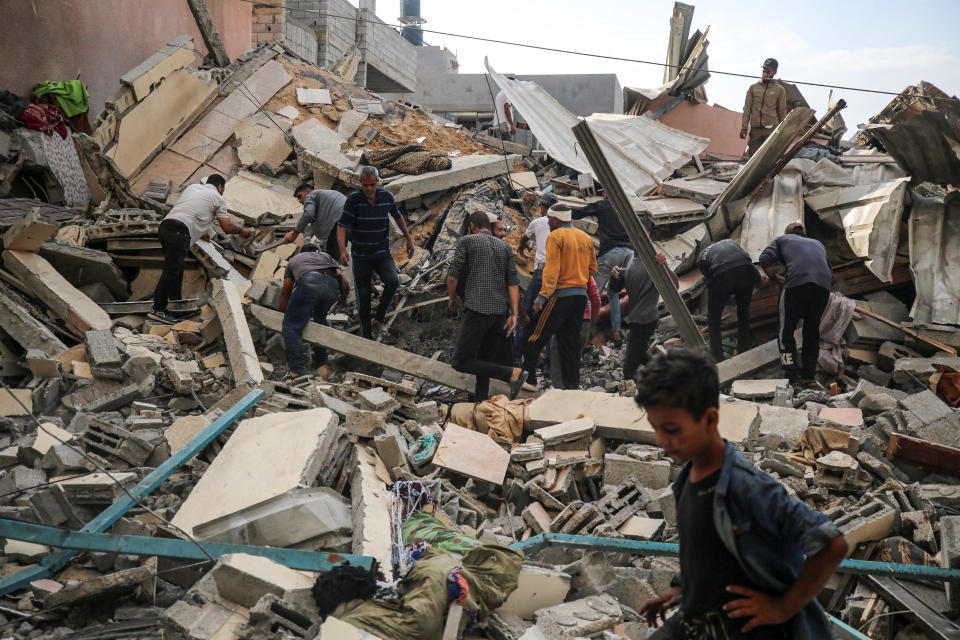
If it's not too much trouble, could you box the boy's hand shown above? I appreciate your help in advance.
[724,586,795,632]
[640,586,680,627]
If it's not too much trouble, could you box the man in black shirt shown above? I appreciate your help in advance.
[447,211,527,400]
[572,193,633,342]
[636,348,848,639]
[698,239,764,362]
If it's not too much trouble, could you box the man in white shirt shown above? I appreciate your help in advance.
[515,193,556,354]
[494,89,516,137]
[149,174,252,324]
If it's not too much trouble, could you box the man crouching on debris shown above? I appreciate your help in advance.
[150,174,252,325]
[637,348,848,639]
[448,211,527,400]
[279,243,348,379]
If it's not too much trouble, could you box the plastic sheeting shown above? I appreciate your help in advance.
[486,61,708,197]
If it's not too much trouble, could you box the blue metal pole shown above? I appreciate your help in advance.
[0,520,372,572]
[0,388,264,595]
[509,534,960,583]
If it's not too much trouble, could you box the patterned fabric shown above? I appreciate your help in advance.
[41,131,89,206]
[361,145,452,175]
[448,230,519,315]
[402,511,481,556]
[18,104,67,138]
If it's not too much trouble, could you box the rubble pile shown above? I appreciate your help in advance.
[0,11,958,640]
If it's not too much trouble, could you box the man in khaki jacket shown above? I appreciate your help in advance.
[740,58,787,156]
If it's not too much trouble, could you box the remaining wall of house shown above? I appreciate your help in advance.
[0,0,251,119]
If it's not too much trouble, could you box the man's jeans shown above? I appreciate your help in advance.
[153,219,191,312]
[595,247,634,333]
[282,271,339,374]
[452,309,514,400]
[352,254,399,338]
[515,267,544,354]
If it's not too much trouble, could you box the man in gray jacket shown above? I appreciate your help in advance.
[284,184,347,261]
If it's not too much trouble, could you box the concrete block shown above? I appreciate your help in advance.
[522,502,553,534]
[607,568,657,613]
[55,471,137,505]
[731,378,789,400]
[44,564,155,609]
[0,388,33,416]
[750,402,810,449]
[165,415,211,454]
[194,486,350,548]
[345,409,387,438]
[123,352,161,384]
[386,153,520,202]
[858,392,898,415]
[0,465,46,500]
[917,412,960,448]
[211,553,313,608]
[28,422,74,458]
[0,293,66,355]
[533,594,622,638]
[602,454,670,489]
[618,515,665,540]
[351,445,394,579]
[898,390,953,425]
[357,387,401,413]
[26,349,61,379]
[941,516,960,609]
[373,432,408,471]
[893,357,960,384]
[40,444,90,476]
[84,329,122,368]
[818,407,863,427]
[3,539,50,562]
[164,358,201,394]
[171,408,338,536]
[834,500,896,552]
[499,565,571,619]
[3,208,58,251]
[534,417,595,445]
[434,423,510,485]
[161,571,250,640]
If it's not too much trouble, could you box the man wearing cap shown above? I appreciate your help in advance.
[279,243,349,379]
[448,211,527,400]
[523,204,597,390]
[759,223,832,387]
[741,58,788,157]
[283,184,347,262]
[149,174,252,325]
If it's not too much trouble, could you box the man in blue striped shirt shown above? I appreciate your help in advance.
[337,166,416,338]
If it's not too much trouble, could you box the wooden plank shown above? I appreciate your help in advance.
[185,0,230,67]
[856,307,956,355]
[433,424,510,485]
[887,433,960,478]
[248,304,510,395]
[571,121,704,349]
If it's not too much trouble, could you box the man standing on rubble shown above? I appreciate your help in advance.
[516,193,557,356]
[698,239,765,362]
[279,243,348,379]
[572,191,634,343]
[448,211,527,400]
[759,223,832,387]
[283,184,346,262]
[740,58,787,156]
[523,204,597,390]
[337,166,416,339]
[149,174,252,325]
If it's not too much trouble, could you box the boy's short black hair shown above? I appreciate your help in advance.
[634,347,719,419]
[295,183,313,196]
[205,174,226,189]
[469,210,492,230]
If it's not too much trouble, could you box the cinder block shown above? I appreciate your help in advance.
[602,454,670,489]
[211,553,313,608]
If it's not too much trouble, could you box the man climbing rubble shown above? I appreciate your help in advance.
[149,174,251,325]
[740,58,788,157]
[448,211,527,400]
[523,204,597,390]
[516,193,556,355]
[278,243,348,379]
[337,166,416,339]
[637,348,848,639]
[759,223,832,388]
[698,238,765,362]
[572,191,635,343]
[283,183,346,262]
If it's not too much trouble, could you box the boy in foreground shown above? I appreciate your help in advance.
[637,348,848,639]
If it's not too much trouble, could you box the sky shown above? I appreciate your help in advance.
[352,0,960,136]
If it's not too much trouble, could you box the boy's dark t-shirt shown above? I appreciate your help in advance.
[678,469,787,639]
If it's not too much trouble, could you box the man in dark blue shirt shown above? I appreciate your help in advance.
[758,223,832,386]
[337,166,416,338]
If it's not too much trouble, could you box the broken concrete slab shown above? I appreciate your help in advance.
[818,407,864,428]
[222,171,300,226]
[0,291,67,356]
[717,339,781,385]
[194,486,350,549]
[433,423,510,485]
[43,563,156,609]
[164,414,212,454]
[618,515,666,540]
[26,350,61,379]
[3,207,58,251]
[171,408,337,536]
[602,454,671,489]
[211,553,313,608]
[500,565,571,619]
[351,445,393,579]
[296,87,331,105]
[942,516,960,609]
[534,417,595,445]
[210,279,263,388]
[85,329,122,369]
[386,154,521,202]
[3,250,111,334]
[533,594,622,638]
[731,378,789,400]
[898,389,953,425]
[234,112,292,170]
[0,388,33,416]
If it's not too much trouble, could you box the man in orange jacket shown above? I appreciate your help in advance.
[522,204,598,390]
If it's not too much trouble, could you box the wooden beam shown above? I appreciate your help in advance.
[248,304,510,395]
[185,0,230,68]
[855,307,957,355]
[571,120,705,349]
[886,433,960,478]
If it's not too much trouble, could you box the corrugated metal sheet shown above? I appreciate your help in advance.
[909,192,960,326]
[865,110,960,184]
[487,62,708,197]
[733,165,804,261]
[805,177,910,283]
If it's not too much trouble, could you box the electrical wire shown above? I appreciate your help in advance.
[0,381,217,564]
[237,0,960,105]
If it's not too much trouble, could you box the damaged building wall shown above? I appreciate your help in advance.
[0,0,252,117]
